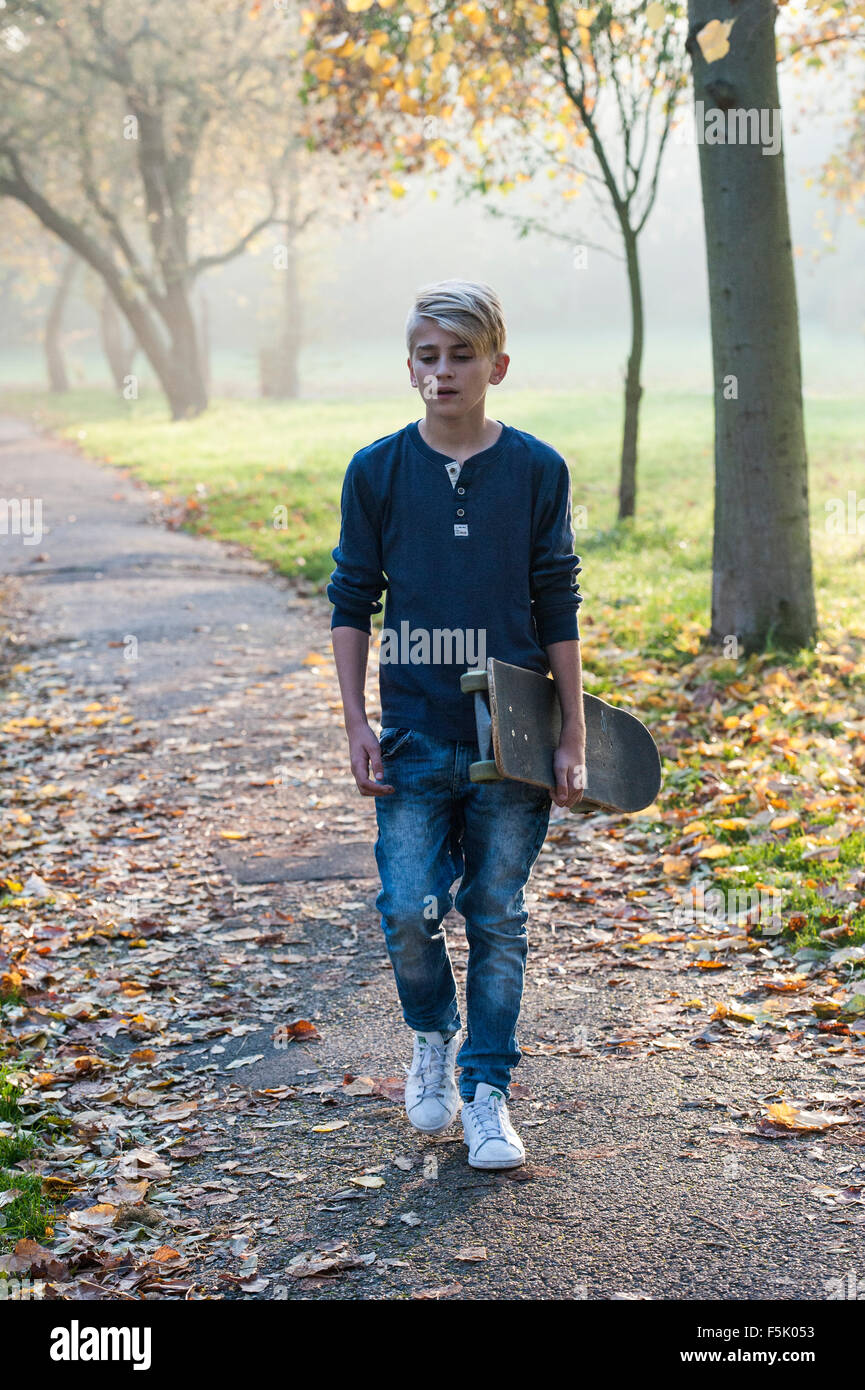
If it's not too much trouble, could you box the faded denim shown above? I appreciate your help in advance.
[374,727,551,1100]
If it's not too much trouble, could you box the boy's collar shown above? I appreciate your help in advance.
[407,418,509,468]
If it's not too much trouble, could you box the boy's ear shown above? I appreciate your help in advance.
[490,352,510,385]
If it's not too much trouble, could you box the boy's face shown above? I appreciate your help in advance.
[407,319,509,416]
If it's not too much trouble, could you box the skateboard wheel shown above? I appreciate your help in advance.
[460,671,489,694]
[468,760,501,782]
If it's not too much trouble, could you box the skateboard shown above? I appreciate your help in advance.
[460,657,662,814]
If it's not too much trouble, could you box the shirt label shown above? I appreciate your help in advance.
[453,523,469,538]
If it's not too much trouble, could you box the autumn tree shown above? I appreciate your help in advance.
[686,2,817,651]
[257,97,380,399]
[299,0,690,518]
[782,1,865,228]
[0,204,82,390]
[0,1,300,418]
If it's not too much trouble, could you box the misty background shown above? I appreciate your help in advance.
[1,63,862,402]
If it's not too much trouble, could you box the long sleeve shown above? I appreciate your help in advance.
[530,457,582,646]
[326,457,386,634]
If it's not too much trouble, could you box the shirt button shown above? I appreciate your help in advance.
[456,508,465,516]
[457,487,465,494]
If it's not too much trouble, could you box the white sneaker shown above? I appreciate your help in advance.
[462,1082,526,1169]
[404,1030,462,1134]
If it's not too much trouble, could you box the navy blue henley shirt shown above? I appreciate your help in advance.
[327,417,582,742]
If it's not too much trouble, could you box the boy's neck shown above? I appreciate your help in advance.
[419,403,502,463]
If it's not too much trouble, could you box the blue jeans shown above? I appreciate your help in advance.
[374,727,551,1100]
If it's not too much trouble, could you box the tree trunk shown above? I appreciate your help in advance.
[0,169,204,419]
[161,283,209,417]
[618,226,644,520]
[273,228,301,398]
[261,157,302,399]
[44,251,77,392]
[99,286,137,391]
[687,0,817,652]
[198,292,212,396]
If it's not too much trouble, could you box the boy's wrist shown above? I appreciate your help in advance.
[560,712,586,734]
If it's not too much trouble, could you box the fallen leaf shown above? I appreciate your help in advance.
[371,1076,405,1102]
[0,1239,67,1279]
[341,1076,376,1096]
[68,1203,118,1229]
[763,1103,853,1133]
[277,1019,321,1044]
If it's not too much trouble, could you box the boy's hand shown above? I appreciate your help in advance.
[553,719,586,809]
[349,722,395,797]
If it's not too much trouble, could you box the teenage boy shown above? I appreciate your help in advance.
[328,279,585,1169]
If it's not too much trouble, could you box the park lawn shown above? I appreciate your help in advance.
[2,385,865,967]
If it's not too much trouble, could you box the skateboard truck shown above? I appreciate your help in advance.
[460,668,501,781]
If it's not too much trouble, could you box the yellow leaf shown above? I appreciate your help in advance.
[388,179,407,197]
[770,814,798,831]
[697,843,732,859]
[345,0,375,10]
[218,830,249,840]
[313,57,334,81]
[311,1121,350,1133]
[349,1174,386,1188]
[460,1,487,27]
[715,817,748,831]
[712,1001,756,1025]
[765,1103,850,1132]
[662,855,691,877]
[696,17,735,63]
[645,1,666,29]
[407,34,432,60]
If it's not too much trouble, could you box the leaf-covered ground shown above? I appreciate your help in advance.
[0,414,863,1298]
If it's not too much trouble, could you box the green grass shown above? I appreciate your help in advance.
[0,1169,55,1246]
[0,1131,36,1169]
[0,1069,56,1249]
[1,385,862,652]
[0,1066,26,1125]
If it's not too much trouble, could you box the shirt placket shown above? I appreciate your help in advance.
[446,459,471,538]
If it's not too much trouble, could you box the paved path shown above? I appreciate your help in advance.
[1,416,862,1302]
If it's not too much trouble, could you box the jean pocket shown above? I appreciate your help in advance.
[379,727,414,758]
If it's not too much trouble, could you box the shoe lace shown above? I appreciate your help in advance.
[405,1041,448,1099]
[470,1095,506,1139]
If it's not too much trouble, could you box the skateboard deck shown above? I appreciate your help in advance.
[460,657,661,814]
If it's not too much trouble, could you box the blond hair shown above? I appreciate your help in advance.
[405,279,506,360]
